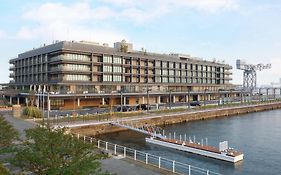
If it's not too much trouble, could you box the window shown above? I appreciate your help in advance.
[169,62,174,68]
[162,77,168,83]
[64,74,90,81]
[169,70,174,76]
[162,62,167,68]
[113,56,122,64]
[103,75,112,82]
[113,66,122,73]
[103,65,112,72]
[169,77,175,83]
[162,69,168,75]
[103,55,112,63]
[113,75,122,82]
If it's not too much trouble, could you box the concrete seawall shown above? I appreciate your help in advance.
[71,102,281,136]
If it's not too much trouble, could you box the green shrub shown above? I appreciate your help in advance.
[0,116,19,148]
[0,164,10,175]
[22,107,42,118]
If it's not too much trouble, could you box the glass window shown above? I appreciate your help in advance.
[113,66,122,73]
[103,75,112,82]
[103,55,112,63]
[113,56,122,64]
[113,75,122,82]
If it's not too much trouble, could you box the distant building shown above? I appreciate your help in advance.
[7,40,235,109]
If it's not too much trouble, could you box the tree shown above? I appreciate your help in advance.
[13,127,109,175]
[0,116,19,148]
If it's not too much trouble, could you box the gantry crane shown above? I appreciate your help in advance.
[236,59,271,92]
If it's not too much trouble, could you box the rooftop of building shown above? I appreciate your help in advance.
[11,40,232,68]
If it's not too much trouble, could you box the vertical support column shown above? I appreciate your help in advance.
[123,97,126,105]
[17,97,20,105]
[25,97,28,106]
[142,96,145,104]
[173,96,176,103]
[102,98,105,105]
[9,97,12,105]
[157,96,161,104]
[77,98,80,107]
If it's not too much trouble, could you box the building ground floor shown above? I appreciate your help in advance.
[4,90,241,110]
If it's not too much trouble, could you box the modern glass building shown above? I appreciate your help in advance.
[8,40,235,109]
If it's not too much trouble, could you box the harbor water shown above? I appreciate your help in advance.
[98,109,281,175]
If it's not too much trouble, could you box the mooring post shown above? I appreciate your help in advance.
[105,142,108,150]
[172,160,175,173]
[174,132,176,139]
[162,130,165,136]
[169,133,171,139]
[206,138,208,145]
[159,157,161,168]
[193,136,196,143]
[145,153,148,164]
[98,140,100,148]
[124,147,126,157]
[189,165,191,175]
[184,134,187,141]
[114,144,117,155]
[134,150,137,160]
[180,135,182,142]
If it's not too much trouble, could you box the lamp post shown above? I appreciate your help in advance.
[204,89,208,106]
[146,87,152,112]
[187,88,190,109]
[266,88,270,101]
[169,89,172,109]
[120,90,123,112]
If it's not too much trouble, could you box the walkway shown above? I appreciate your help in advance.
[55,102,281,128]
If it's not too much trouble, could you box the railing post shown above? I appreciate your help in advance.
[98,140,100,148]
[189,165,191,175]
[114,144,117,155]
[145,153,148,164]
[158,157,161,168]
[105,142,108,150]
[123,147,126,157]
[134,150,137,160]
[172,160,175,173]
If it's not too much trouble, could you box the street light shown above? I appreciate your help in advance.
[204,89,208,106]
[169,89,172,109]
[120,90,123,112]
[187,88,190,109]
[146,87,152,112]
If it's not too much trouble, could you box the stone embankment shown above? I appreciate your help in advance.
[71,102,281,136]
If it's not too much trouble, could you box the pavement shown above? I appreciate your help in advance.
[55,101,281,128]
[0,111,172,175]
[101,157,170,175]
[1,112,36,140]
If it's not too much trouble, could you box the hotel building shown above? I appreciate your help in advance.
[8,40,235,109]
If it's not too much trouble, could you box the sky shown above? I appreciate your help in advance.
[0,0,280,85]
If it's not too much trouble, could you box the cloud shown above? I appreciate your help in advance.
[0,30,6,38]
[17,2,127,44]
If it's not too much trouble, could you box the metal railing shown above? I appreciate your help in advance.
[75,134,222,175]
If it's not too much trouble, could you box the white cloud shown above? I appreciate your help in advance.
[0,30,6,38]
[17,2,127,44]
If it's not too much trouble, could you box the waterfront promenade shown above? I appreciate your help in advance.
[55,101,281,136]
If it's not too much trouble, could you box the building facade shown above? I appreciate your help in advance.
[8,40,234,109]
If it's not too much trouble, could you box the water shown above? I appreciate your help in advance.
[98,110,281,175]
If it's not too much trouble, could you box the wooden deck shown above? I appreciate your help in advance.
[160,138,242,157]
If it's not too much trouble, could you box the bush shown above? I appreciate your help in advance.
[0,164,10,175]
[13,127,109,175]
[22,107,42,118]
[0,116,19,148]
